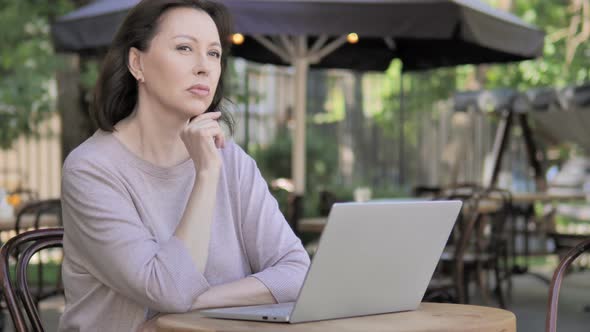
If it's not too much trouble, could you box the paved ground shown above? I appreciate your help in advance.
[3,266,590,331]
[472,267,590,331]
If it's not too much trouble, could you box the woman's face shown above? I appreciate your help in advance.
[133,7,222,119]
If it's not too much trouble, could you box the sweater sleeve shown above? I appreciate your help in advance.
[61,167,210,313]
[234,146,311,303]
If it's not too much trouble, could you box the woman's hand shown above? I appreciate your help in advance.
[180,111,225,172]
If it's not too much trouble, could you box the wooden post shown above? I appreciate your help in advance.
[56,55,82,162]
[519,113,546,191]
[488,110,513,188]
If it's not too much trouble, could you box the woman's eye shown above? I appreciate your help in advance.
[209,51,221,58]
[177,45,192,52]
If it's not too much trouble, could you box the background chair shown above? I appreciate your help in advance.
[467,187,513,308]
[546,236,590,332]
[0,227,64,332]
[425,185,513,308]
[14,199,61,234]
[12,199,63,310]
[425,185,483,304]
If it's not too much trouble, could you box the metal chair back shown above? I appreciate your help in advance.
[0,228,64,332]
[546,237,590,332]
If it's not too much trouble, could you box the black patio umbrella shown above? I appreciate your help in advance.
[52,0,545,195]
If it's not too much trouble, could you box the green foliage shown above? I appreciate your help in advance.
[0,0,74,149]
[251,124,341,217]
[9,260,61,284]
[80,60,100,91]
[373,60,462,140]
[250,126,292,180]
[485,0,590,89]
[314,75,345,124]
[226,59,266,107]
[252,124,340,188]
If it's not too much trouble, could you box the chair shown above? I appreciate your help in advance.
[14,199,62,234]
[466,187,513,308]
[426,185,513,308]
[13,199,63,309]
[546,237,590,332]
[0,228,64,332]
[425,186,484,304]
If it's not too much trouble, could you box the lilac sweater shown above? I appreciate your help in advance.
[57,131,310,331]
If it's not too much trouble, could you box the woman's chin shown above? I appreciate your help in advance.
[183,101,212,118]
[181,108,207,120]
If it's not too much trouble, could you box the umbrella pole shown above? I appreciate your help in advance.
[293,38,308,197]
[399,69,405,187]
[286,38,308,234]
[244,67,250,153]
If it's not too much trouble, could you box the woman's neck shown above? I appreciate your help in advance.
[114,102,190,168]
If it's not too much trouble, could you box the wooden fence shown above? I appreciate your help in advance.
[0,113,61,199]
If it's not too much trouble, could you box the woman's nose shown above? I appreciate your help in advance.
[192,53,210,76]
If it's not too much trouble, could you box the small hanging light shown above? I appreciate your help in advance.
[347,33,359,44]
[232,33,245,45]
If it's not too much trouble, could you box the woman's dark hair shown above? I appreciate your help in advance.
[92,0,234,134]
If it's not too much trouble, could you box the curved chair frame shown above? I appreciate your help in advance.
[0,228,64,332]
[546,237,590,332]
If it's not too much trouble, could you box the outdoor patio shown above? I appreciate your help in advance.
[3,0,590,331]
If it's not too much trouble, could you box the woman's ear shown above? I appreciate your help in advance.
[128,47,145,82]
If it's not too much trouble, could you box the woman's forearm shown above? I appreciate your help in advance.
[174,168,220,273]
[191,277,277,310]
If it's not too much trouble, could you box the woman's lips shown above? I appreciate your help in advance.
[188,84,210,97]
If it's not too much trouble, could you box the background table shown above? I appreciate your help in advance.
[157,302,516,332]
[490,192,586,204]
[0,214,60,232]
[298,200,501,234]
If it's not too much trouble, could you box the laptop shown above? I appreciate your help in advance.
[200,200,462,323]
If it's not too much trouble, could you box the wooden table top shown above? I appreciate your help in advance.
[490,192,587,204]
[298,200,501,234]
[298,217,328,233]
[156,302,516,332]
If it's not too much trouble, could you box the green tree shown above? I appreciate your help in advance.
[0,0,74,149]
[485,0,590,88]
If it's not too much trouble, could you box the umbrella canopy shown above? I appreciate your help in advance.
[53,0,544,70]
[52,0,545,195]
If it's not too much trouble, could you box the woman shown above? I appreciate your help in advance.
[58,0,310,330]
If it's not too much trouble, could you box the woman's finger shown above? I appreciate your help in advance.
[189,111,222,124]
[206,127,225,149]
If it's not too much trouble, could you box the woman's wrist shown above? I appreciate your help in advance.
[194,165,221,179]
[191,287,217,310]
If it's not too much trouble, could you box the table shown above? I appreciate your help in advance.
[490,192,586,204]
[298,217,327,233]
[156,302,516,332]
[298,200,501,234]
[0,214,60,232]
